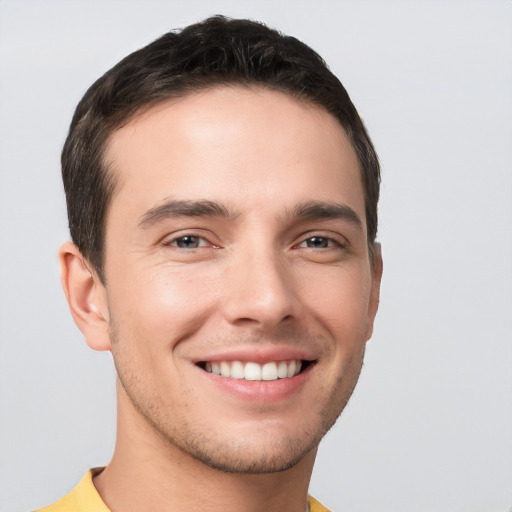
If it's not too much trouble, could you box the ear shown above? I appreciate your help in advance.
[365,242,383,341]
[59,241,111,351]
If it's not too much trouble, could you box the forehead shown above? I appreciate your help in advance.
[104,86,365,224]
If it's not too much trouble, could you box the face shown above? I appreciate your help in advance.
[100,86,381,473]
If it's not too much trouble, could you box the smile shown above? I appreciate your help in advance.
[202,360,306,381]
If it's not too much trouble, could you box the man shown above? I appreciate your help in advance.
[38,15,382,512]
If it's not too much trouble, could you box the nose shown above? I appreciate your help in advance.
[221,244,301,331]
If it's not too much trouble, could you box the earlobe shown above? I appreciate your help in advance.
[365,243,383,341]
[59,241,111,351]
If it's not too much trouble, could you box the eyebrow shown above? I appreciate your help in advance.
[288,201,363,229]
[139,198,362,230]
[139,199,238,228]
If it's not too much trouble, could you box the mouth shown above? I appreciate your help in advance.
[197,359,314,381]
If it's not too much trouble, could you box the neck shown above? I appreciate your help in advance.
[94,382,316,512]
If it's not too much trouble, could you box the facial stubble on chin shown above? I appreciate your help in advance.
[108,320,366,475]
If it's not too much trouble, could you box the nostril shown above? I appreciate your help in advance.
[232,317,263,327]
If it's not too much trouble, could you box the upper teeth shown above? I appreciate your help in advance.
[204,360,302,381]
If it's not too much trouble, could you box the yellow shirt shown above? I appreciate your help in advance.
[35,469,331,512]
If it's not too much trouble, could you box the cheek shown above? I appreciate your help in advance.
[107,264,222,349]
[303,265,373,342]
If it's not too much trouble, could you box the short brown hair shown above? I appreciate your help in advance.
[62,15,380,283]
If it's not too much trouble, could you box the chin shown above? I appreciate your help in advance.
[162,406,346,475]
[177,430,321,474]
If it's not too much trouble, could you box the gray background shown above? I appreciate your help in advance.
[1,1,511,511]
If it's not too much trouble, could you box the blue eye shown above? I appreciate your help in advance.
[300,237,335,249]
[171,235,204,249]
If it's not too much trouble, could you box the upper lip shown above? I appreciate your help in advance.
[191,346,318,365]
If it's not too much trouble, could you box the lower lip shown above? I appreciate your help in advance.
[199,364,313,403]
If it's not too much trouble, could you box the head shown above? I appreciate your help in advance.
[59,16,382,475]
[62,15,380,284]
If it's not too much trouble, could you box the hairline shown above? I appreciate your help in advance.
[94,83,377,282]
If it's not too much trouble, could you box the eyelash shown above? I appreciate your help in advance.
[296,234,346,250]
[164,234,213,250]
[295,233,348,251]
[163,233,346,251]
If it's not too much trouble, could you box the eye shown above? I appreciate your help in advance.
[298,236,341,249]
[168,235,208,249]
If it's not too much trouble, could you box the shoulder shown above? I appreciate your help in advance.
[308,495,332,512]
[34,469,109,512]
[36,473,328,512]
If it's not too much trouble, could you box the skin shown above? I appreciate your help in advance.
[60,86,382,512]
